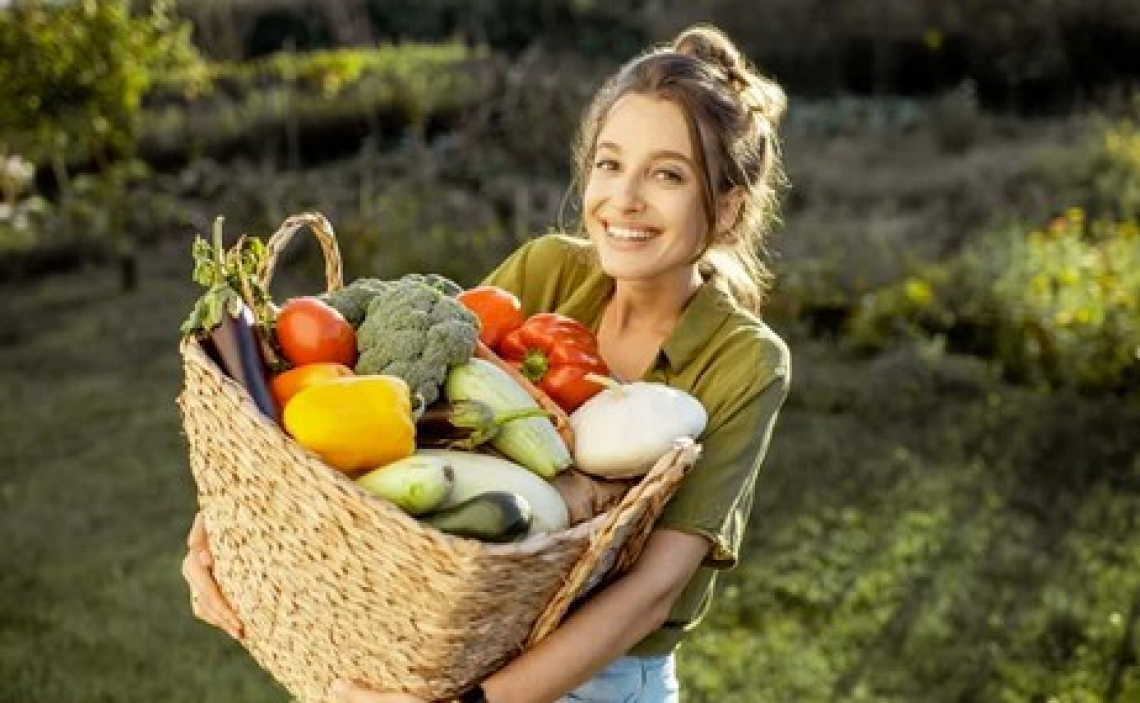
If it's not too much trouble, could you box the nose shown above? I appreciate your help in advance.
[611,172,645,212]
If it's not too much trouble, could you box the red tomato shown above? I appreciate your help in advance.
[270,362,354,409]
[274,297,357,367]
[456,285,526,349]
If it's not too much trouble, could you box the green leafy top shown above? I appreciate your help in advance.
[179,217,273,337]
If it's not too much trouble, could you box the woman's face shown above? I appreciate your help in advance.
[583,93,710,288]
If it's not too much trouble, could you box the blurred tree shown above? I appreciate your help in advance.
[698,0,1140,109]
[0,0,202,168]
[0,0,203,287]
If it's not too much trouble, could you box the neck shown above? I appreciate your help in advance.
[605,268,703,335]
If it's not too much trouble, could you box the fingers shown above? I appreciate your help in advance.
[182,513,244,639]
[182,548,242,639]
[187,511,207,550]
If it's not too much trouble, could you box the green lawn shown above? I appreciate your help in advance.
[681,340,1140,701]
[0,245,286,702]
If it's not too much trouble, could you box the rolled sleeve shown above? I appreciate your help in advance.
[656,370,790,568]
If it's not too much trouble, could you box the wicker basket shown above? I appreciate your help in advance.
[176,213,699,702]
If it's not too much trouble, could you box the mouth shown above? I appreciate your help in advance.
[604,222,659,243]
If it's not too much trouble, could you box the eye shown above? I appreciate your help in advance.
[594,157,619,172]
[653,167,686,184]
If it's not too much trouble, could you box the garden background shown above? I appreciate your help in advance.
[1,1,1138,701]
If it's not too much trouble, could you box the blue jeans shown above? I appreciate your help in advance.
[558,654,680,702]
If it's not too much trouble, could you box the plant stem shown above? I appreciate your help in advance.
[212,215,226,273]
[583,372,619,390]
[520,349,549,383]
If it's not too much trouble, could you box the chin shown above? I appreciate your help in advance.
[596,256,661,283]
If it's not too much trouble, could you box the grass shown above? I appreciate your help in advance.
[0,247,286,702]
[679,339,1140,701]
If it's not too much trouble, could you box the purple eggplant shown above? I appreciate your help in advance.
[182,217,281,425]
[200,301,281,425]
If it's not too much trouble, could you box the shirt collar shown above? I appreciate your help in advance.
[557,267,735,376]
[659,278,734,371]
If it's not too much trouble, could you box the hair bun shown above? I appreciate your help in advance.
[673,25,744,75]
[674,24,787,126]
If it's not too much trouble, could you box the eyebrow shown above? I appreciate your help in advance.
[596,141,696,167]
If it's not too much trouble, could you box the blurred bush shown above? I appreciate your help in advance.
[968,210,1140,389]
[1087,117,1140,220]
[849,209,1140,391]
[928,81,983,154]
[140,43,493,168]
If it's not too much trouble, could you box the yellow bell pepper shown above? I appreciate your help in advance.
[283,374,415,474]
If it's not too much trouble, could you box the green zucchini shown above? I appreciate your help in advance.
[422,491,532,543]
[355,454,455,515]
[444,359,573,478]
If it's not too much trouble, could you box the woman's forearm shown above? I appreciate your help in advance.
[480,530,709,703]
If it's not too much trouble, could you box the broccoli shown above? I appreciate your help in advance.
[400,272,464,297]
[354,278,479,408]
[321,277,392,326]
[422,320,478,368]
[321,273,463,326]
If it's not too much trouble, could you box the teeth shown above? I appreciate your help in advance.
[607,225,654,241]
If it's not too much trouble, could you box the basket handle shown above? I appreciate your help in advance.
[257,212,344,294]
[525,439,700,645]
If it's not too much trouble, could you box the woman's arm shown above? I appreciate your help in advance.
[332,528,710,703]
[482,528,709,703]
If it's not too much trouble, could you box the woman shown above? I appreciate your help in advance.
[184,23,791,703]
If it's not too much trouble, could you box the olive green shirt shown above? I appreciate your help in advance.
[482,234,791,655]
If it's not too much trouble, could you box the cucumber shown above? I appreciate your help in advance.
[422,491,532,543]
[444,359,573,478]
[355,454,455,515]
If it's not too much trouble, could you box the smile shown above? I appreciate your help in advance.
[606,224,658,242]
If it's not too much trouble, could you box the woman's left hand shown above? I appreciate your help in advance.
[328,679,428,703]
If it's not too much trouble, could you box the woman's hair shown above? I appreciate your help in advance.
[573,24,787,313]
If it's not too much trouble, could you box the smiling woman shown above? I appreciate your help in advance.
[183,23,791,703]
[585,95,712,292]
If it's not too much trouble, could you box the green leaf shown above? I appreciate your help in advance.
[189,236,219,286]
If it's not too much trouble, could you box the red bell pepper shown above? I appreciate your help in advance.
[498,312,610,413]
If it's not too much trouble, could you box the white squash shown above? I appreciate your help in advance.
[416,449,570,535]
[570,378,707,478]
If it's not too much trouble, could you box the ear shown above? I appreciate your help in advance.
[715,187,746,236]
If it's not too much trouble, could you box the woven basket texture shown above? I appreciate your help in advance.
[175,213,698,702]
